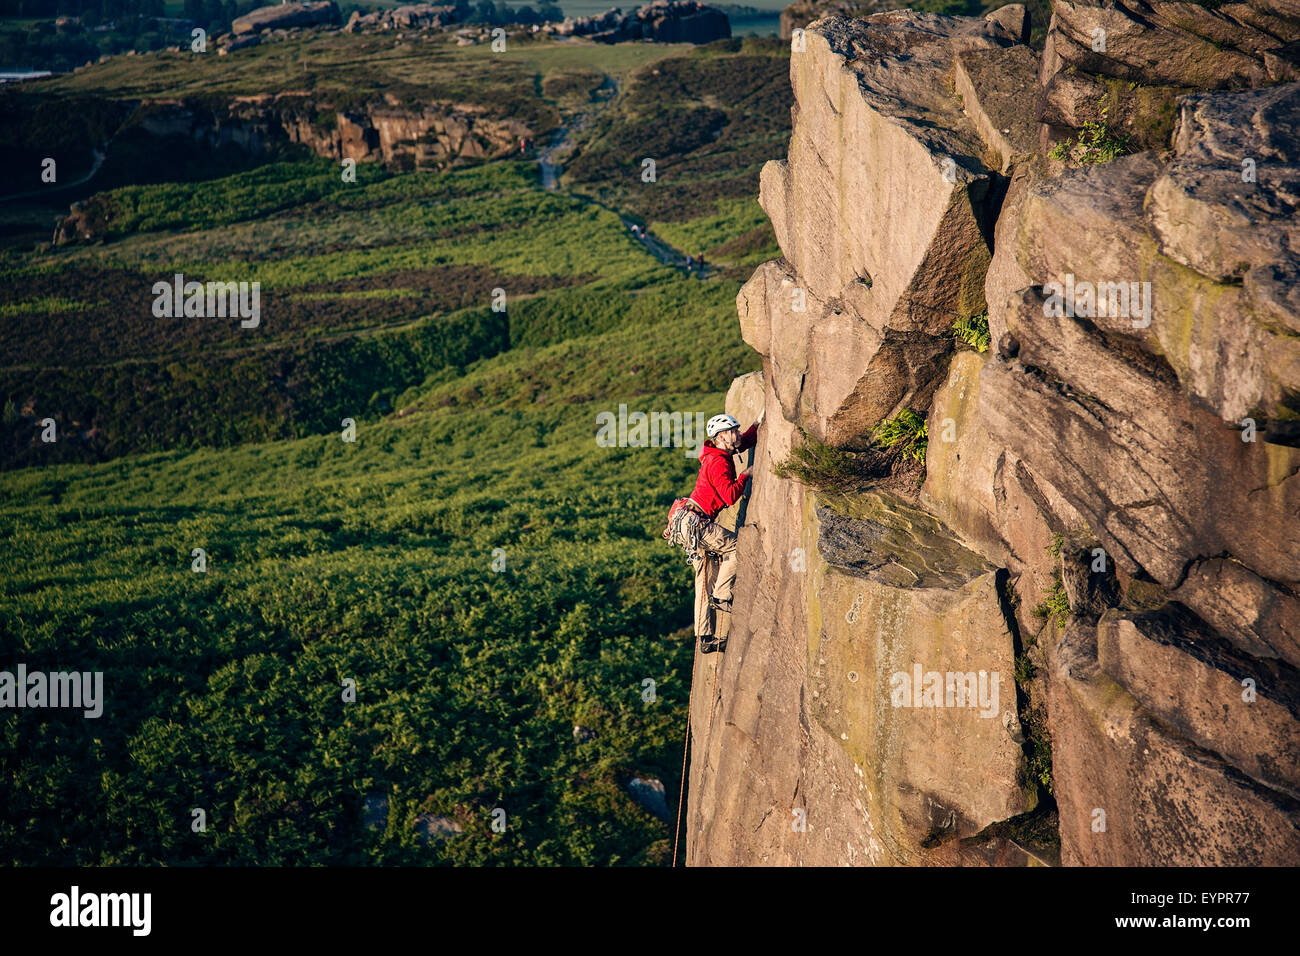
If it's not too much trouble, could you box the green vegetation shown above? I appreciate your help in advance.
[0,32,782,864]
[773,431,863,492]
[1096,77,1181,152]
[1022,691,1055,797]
[871,409,928,464]
[1003,569,1054,803]
[566,38,791,232]
[1013,648,1054,797]
[1,159,640,468]
[0,375,744,864]
[1047,531,1065,558]
[1033,571,1070,630]
[1014,651,1036,685]
[951,313,990,353]
[651,197,780,273]
[1049,109,1131,166]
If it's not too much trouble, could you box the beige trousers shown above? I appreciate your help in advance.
[693,519,738,638]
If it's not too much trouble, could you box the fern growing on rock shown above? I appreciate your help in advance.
[1033,570,1071,629]
[871,409,928,463]
[951,313,990,353]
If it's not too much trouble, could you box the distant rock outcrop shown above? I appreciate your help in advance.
[335,0,730,43]
[343,3,461,33]
[53,94,532,244]
[551,1,731,43]
[231,0,340,36]
[691,7,1300,867]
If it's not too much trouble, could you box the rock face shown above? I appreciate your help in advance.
[747,12,1016,448]
[1035,0,1300,158]
[779,0,899,40]
[279,104,528,167]
[689,8,1300,867]
[136,95,529,168]
[232,1,339,35]
[628,777,672,820]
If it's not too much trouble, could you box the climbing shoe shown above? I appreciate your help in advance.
[699,634,727,654]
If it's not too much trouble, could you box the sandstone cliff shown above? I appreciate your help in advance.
[689,8,1300,866]
[53,94,531,243]
[137,94,531,168]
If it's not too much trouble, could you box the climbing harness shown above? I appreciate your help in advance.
[662,496,712,564]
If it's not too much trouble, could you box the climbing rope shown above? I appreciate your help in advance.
[672,639,723,868]
[671,647,697,867]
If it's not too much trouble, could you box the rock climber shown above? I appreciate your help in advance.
[661,412,761,653]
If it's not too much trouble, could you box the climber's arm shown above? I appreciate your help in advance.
[709,456,751,506]
[737,422,759,453]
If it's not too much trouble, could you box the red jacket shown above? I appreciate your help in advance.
[690,423,758,520]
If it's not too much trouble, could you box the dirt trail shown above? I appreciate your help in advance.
[536,76,713,279]
[4,149,106,203]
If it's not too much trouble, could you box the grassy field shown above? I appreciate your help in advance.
[565,36,790,239]
[27,31,686,106]
[0,31,775,865]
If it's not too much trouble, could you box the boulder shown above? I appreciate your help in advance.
[412,813,463,844]
[1038,0,1300,92]
[627,777,671,820]
[231,0,339,35]
[220,33,262,53]
[985,3,1030,44]
[756,12,1011,445]
[1047,622,1300,865]
[1057,530,1121,622]
[363,791,388,830]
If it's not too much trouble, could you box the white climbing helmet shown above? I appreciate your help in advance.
[706,413,740,439]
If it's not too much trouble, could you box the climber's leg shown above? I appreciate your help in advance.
[693,552,714,638]
[701,521,738,608]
